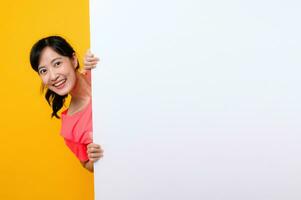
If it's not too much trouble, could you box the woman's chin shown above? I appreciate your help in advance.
[49,87,70,96]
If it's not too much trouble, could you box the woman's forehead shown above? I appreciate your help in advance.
[39,47,65,66]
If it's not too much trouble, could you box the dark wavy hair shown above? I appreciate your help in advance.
[30,36,80,118]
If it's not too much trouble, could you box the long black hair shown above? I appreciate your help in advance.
[30,36,80,118]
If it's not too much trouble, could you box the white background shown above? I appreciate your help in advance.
[90,0,301,199]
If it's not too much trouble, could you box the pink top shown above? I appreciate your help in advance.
[60,100,93,162]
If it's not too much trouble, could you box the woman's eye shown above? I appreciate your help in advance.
[39,69,47,75]
[54,62,61,67]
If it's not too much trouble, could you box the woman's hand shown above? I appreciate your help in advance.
[87,143,104,162]
[81,143,104,172]
[81,49,100,74]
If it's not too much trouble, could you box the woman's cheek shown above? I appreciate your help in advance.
[40,76,49,86]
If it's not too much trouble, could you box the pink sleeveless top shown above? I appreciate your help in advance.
[60,100,93,162]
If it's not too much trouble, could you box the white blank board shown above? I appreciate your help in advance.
[90,0,301,199]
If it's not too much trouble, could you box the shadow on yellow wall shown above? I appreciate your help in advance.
[0,1,94,199]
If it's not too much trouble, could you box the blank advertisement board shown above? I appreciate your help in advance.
[90,1,301,199]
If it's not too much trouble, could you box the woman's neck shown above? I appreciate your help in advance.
[69,72,91,109]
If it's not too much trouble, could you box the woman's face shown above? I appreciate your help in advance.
[37,47,78,96]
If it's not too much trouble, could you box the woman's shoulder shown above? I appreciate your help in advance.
[65,98,92,117]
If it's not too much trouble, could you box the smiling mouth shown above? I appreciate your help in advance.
[53,79,66,89]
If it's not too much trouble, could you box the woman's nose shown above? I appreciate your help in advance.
[49,68,58,82]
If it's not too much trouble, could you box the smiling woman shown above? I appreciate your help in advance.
[29,36,103,172]
[37,47,78,97]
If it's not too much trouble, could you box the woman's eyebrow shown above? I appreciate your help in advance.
[38,57,63,70]
[37,65,45,71]
[51,57,63,64]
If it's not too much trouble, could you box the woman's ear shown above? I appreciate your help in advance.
[72,52,78,69]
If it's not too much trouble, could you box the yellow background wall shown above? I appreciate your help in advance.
[0,1,94,199]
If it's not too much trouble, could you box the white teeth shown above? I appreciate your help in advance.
[53,79,66,87]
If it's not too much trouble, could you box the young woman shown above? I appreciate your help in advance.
[30,35,103,172]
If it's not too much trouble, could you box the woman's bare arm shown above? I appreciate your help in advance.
[80,160,94,172]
